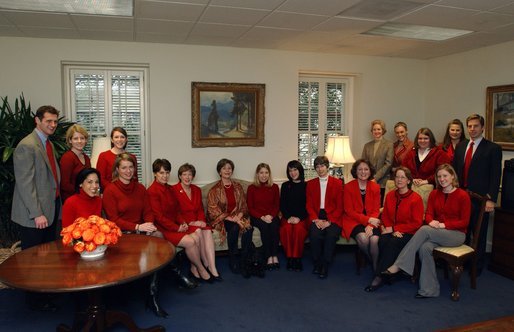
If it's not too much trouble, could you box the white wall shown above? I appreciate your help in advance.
[0,37,427,184]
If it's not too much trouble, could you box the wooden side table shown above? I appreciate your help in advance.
[488,208,514,280]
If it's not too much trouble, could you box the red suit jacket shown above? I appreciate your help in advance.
[341,180,381,239]
[171,183,206,224]
[425,188,471,234]
[402,147,450,184]
[306,176,344,228]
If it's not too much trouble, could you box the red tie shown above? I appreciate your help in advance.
[46,139,60,198]
[463,141,474,188]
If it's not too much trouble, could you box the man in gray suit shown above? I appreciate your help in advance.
[12,105,61,250]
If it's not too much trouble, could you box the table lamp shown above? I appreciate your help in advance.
[325,135,356,182]
[90,136,111,168]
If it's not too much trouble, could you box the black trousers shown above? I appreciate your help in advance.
[224,220,254,257]
[309,222,342,266]
[376,232,412,276]
[19,198,60,250]
[250,216,280,259]
[466,200,490,270]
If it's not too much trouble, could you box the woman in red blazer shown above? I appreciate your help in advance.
[61,168,101,228]
[439,119,466,163]
[172,163,220,281]
[402,127,450,186]
[342,159,381,272]
[365,166,424,292]
[306,156,344,279]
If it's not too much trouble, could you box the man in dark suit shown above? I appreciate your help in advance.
[453,113,502,272]
[11,105,61,311]
[306,156,344,279]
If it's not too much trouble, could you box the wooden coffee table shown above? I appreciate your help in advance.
[0,234,175,331]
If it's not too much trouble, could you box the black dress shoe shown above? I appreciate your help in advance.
[177,273,198,289]
[273,262,280,270]
[286,258,293,271]
[318,264,328,279]
[364,284,382,292]
[266,263,274,271]
[294,259,303,272]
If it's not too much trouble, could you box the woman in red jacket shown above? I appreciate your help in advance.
[342,159,381,272]
[61,168,101,228]
[402,127,450,186]
[439,119,466,162]
[383,164,471,298]
[247,163,280,270]
[96,127,138,190]
[365,166,424,292]
[172,163,220,281]
[59,124,91,202]
[102,153,167,317]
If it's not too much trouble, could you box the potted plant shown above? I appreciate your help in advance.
[0,94,74,247]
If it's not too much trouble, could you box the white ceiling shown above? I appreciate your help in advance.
[1,0,514,59]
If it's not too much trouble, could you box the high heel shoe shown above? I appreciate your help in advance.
[146,296,169,318]
[364,283,382,292]
[204,265,223,282]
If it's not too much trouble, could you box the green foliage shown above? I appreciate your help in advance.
[0,94,73,247]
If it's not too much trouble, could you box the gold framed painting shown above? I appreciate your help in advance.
[486,84,514,151]
[191,82,265,147]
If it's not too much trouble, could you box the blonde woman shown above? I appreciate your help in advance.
[59,124,90,202]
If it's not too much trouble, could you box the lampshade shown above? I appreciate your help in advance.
[325,135,356,165]
[90,136,111,168]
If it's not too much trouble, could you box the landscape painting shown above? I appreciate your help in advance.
[486,84,514,151]
[191,82,265,147]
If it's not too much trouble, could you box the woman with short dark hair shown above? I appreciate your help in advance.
[172,163,221,281]
[342,159,381,273]
[61,168,101,228]
[279,160,308,271]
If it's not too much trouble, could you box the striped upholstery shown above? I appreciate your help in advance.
[433,245,474,258]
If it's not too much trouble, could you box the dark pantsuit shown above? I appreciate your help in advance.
[376,232,412,276]
[309,222,342,265]
[251,216,280,259]
[224,219,254,256]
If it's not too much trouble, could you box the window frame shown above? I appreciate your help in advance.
[298,73,354,179]
[61,61,151,184]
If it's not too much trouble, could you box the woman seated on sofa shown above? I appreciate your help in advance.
[247,163,280,270]
[147,159,212,283]
[62,168,101,228]
[102,153,168,317]
[342,159,381,273]
[207,158,253,274]
[171,163,220,281]
[364,166,424,292]
[383,164,471,298]
[402,127,450,186]
[279,160,309,272]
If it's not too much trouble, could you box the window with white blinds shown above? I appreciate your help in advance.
[62,63,149,183]
[298,75,351,178]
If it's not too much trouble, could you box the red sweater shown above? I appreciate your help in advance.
[171,183,206,223]
[147,181,181,233]
[61,189,102,228]
[425,188,471,233]
[402,147,450,184]
[96,150,138,190]
[102,180,153,231]
[59,150,91,202]
[247,183,280,219]
[306,176,344,228]
[342,180,381,239]
[382,189,424,234]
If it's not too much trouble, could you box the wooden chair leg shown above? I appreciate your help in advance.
[449,264,464,301]
[470,257,477,289]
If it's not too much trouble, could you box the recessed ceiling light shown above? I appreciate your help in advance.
[363,23,473,41]
[0,0,133,16]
